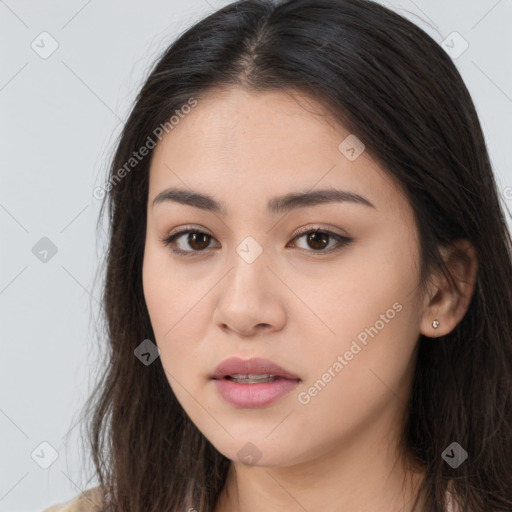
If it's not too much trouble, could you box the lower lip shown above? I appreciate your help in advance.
[213,377,300,408]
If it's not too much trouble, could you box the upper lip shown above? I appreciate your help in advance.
[212,357,300,380]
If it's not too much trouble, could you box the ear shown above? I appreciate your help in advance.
[419,239,478,338]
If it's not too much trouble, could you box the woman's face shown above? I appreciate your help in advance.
[142,87,427,467]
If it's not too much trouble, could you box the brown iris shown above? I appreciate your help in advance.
[187,232,211,250]
[306,231,330,251]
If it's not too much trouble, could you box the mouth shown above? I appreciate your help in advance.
[211,357,301,408]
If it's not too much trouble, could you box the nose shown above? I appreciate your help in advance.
[211,246,287,338]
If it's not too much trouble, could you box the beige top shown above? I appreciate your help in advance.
[42,485,460,512]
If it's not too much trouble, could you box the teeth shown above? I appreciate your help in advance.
[228,373,278,384]
[231,373,274,379]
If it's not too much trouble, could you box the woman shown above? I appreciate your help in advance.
[43,0,512,511]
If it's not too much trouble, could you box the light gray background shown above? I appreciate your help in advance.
[1,1,511,511]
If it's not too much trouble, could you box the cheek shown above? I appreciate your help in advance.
[142,240,207,379]
[293,297,419,450]
[294,232,421,395]
[143,242,181,355]
[290,227,419,347]
[142,236,192,329]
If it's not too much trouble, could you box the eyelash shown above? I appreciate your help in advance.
[159,225,353,258]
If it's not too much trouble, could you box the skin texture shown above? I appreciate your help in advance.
[142,87,477,512]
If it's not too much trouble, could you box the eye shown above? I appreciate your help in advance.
[160,228,219,257]
[289,227,352,254]
[160,226,352,257]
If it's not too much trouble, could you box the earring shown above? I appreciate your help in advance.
[432,319,440,329]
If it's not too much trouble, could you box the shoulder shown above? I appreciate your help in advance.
[42,486,107,512]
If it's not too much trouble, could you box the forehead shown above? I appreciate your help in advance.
[147,87,410,220]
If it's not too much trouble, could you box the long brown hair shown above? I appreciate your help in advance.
[79,1,512,510]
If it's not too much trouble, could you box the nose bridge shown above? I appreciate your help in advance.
[211,225,288,335]
[226,233,269,297]
[215,233,278,318]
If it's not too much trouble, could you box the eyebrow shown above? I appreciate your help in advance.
[152,187,375,215]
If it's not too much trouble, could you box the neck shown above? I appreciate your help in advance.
[215,428,426,512]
